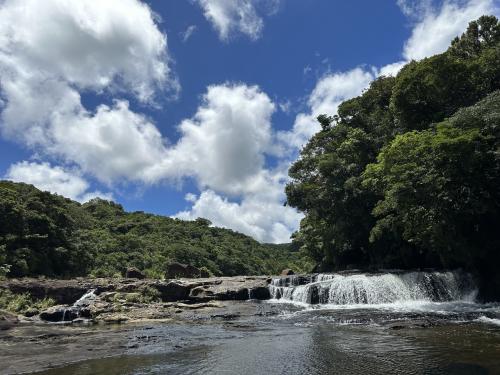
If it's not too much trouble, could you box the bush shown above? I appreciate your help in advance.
[0,289,55,315]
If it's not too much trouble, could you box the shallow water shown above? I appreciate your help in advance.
[4,299,498,375]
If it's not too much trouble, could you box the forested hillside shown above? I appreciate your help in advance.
[286,16,500,299]
[0,181,307,278]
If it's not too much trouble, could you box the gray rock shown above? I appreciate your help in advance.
[165,262,203,279]
[154,281,191,302]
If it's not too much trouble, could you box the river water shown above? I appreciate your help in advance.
[2,271,500,374]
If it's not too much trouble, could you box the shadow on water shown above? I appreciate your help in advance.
[32,317,499,375]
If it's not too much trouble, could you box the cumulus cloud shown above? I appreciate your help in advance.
[48,100,170,184]
[396,0,433,18]
[0,0,176,184]
[5,161,112,202]
[195,0,280,41]
[160,84,276,196]
[176,189,302,243]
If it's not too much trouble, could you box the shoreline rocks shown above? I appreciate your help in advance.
[0,275,273,325]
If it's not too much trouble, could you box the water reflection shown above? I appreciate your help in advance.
[34,317,499,375]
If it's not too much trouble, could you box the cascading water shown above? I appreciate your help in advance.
[269,271,477,306]
[60,289,97,321]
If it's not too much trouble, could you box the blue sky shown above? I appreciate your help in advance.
[0,0,498,243]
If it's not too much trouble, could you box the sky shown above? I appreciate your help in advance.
[0,0,498,243]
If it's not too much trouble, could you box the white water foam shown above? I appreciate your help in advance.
[475,316,500,326]
[269,271,478,308]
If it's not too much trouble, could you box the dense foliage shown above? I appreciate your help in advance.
[286,16,500,299]
[0,181,308,278]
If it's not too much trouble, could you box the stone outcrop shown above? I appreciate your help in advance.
[280,269,295,276]
[187,276,270,301]
[1,275,273,325]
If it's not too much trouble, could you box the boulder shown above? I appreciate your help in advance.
[188,277,271,301]
[125,267,145,279]
[249,286,271,300]
[280,269,295,276]
[165,262,203,279]
[154,281,191,302]
[40,305,91,322]
[40,305,75,322]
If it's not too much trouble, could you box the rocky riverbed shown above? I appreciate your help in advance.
[0,276,272,327]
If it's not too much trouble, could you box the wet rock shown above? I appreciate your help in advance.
[40,306,75,322]
[308,284,320,305]
[281,269,295,276]
[125,267,145,279]
[0,309,18,330]
[188,277,270,301]
[165,262,203,279]
[249,286,271,300]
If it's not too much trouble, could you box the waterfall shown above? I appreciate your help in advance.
[269,271,477,305]
[73,289,97,308]
[61,289,97,321]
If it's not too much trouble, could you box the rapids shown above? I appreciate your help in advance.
[269,270,477,306]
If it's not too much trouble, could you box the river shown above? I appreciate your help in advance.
[1,270,499,374]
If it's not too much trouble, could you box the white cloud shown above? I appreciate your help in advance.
[180,25,198,42]
[403,0,498,61]
[0,0,173,103]
[0,0,176,184]
[4,161,112,202]
[48,100,170,185]
[176,187,302,243]
[160,84,276,196]
[279,68,374,150]
[195,0,280,41]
